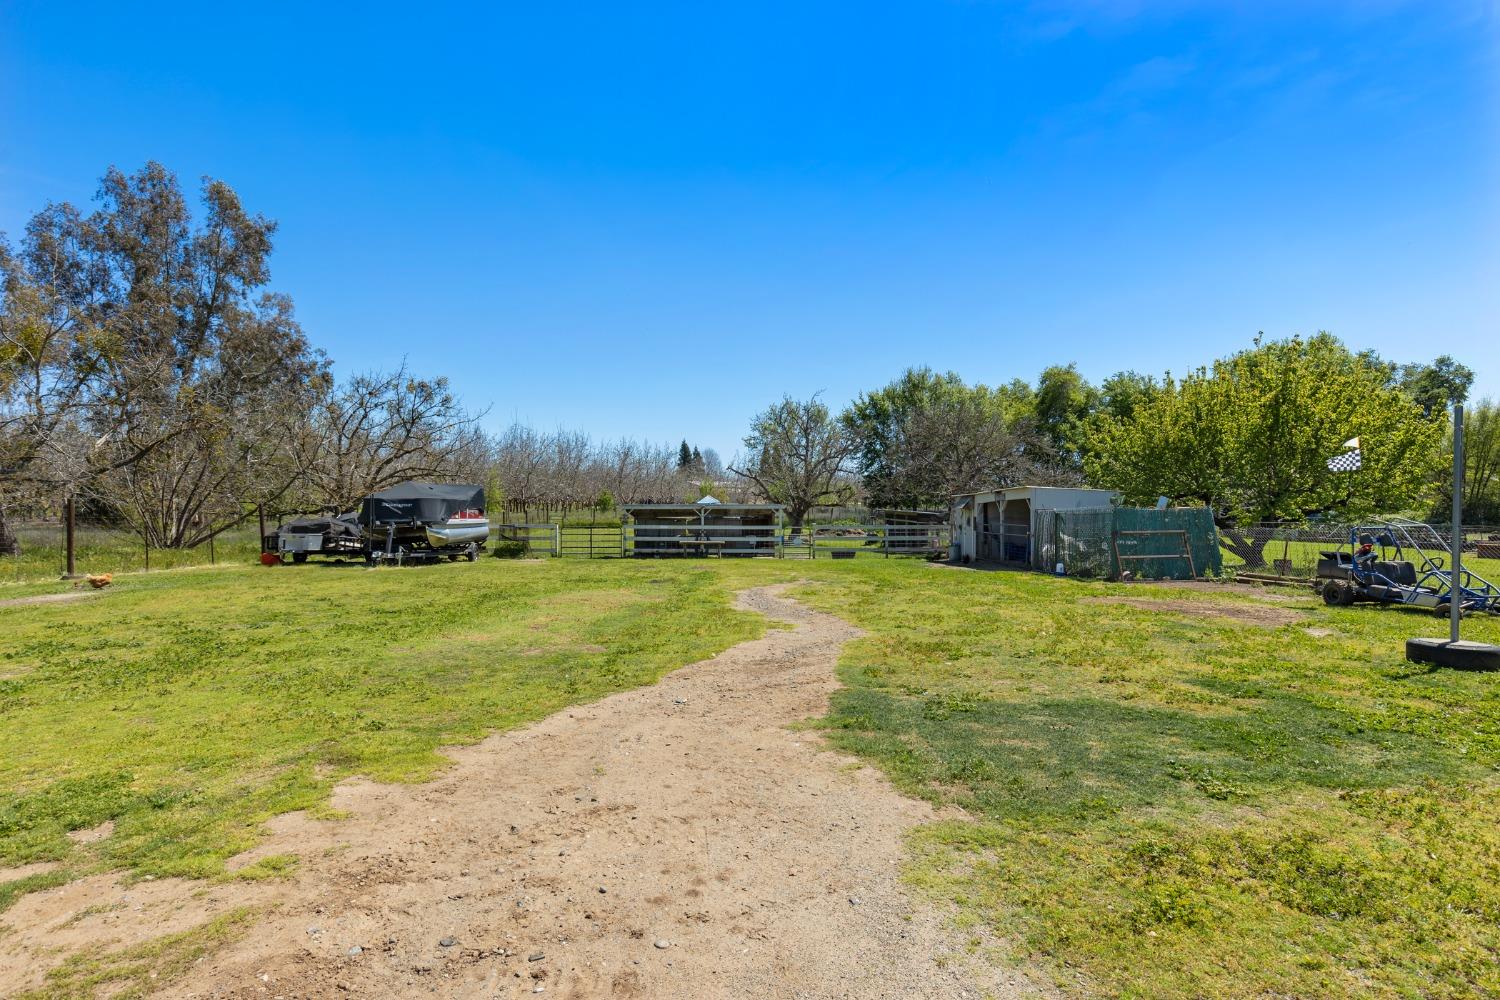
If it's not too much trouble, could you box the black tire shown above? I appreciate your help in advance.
[1406,637,1500,670]
[291,552,308,564]
[466,549,478,562]
[1323,581,1354,606]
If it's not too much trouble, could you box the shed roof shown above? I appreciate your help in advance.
[622,501,784,512]
[949,485,1118,499]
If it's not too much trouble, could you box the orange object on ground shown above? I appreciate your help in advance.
[260,552,282,566]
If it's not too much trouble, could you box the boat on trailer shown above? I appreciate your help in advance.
[358,481,489,564]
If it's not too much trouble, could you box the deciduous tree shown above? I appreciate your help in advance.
[843,367,1044,509]
[732,395,856,536]
[3,163,329,550]
[1085,333,1444,564]
[296,365,477,513]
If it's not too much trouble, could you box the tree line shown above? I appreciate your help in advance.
[0,165,754,553]
[734,340,1484,552]
[2,163,1490,557]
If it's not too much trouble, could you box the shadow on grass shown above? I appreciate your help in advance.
[823,684,1471,827]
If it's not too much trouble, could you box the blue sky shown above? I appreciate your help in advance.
[2,1,1496,459]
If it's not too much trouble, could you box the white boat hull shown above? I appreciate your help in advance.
[424,519,490,548]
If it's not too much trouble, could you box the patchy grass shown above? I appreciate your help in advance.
[15,906,258,999]
[782,562,1500,999]
[0,559,764,892]
[4,555,1499,997]
[0,867,73,915]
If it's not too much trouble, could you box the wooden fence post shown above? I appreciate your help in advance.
[64,496,77,578]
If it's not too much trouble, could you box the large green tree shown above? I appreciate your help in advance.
[843,367,1040,509]
[1429,398,1499,525]
[1,163,329,551]
[1393,355,1474,418]
[1033,363,1099,457]
[1461,400,1499,524]
[1085,334,1445,563]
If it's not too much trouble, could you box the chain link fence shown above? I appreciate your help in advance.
[1219,523,1500,578]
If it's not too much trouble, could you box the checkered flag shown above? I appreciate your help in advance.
[1326,437,1362,473]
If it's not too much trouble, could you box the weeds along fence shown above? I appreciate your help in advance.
[1219,523,1500,579]
[0,520,263,585]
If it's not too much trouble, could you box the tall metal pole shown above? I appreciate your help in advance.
[1451,404,1464,643]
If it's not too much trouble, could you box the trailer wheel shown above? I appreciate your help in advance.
[291,552,308,564]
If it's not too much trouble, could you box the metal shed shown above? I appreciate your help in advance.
[622,497,784,557]
[949,486,1121,564]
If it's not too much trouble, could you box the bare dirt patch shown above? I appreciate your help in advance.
[1147,578,1308,602]
[0,590,100,609]
[1085,596,1305,628]
[1,586,1043,1000]
[0,860,62,882]
[66,820,115,845]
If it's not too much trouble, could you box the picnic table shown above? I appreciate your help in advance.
[668,537,727,557]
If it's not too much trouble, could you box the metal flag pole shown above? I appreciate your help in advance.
[1450,403,1463,643]
[1407,400,1499,669]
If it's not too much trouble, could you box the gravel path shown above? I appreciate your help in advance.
[2,585,1045,999]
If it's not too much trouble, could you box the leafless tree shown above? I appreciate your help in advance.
[294,366,480,513]
[731,395,857,536]
[880,395,1080,506]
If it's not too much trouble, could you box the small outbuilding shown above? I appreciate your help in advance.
[623,497,783,557]
[949,485,1222,579]
[950,486,1120,565]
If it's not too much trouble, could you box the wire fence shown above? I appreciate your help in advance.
[1219,523,1500,579]
[26,514,1497,586]
[0,520,264,584]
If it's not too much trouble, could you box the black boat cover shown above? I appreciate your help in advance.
[358,482,486,527]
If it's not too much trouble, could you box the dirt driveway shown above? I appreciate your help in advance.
[2,586,1042,999]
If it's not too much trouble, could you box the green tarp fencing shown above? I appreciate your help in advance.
[1034,505,1222,580]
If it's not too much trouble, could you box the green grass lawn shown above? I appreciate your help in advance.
[780,564,1500,1000]
[3,556,1499,998]
[0,559,766,887]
